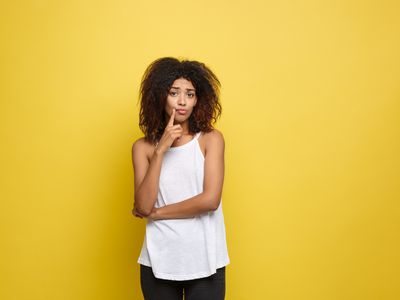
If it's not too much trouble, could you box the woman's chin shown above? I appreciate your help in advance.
[175,116,190,124]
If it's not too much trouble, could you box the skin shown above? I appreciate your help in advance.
[131,77,225,220]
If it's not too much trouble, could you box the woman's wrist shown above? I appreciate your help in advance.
[153,145,166,158]
[149,207,161,220]
[154,141,167,156]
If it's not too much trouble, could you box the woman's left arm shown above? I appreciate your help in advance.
[149,130,224,220]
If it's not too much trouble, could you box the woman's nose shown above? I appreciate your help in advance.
[178,94,186,105]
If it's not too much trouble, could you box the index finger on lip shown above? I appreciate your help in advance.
[168,108,175,126]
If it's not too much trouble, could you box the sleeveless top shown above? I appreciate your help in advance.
[137,131,230,280]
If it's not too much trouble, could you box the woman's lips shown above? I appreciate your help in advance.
[176,109,187,115]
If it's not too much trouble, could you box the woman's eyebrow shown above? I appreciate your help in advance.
[170,86,196,92]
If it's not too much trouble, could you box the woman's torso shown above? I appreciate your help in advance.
[137,131,230,280]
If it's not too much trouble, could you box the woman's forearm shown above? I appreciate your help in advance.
[151,192,219,220]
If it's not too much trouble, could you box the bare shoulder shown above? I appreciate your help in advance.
[202,129,225,154]
[131,137,154,159]
[203,128,224,142]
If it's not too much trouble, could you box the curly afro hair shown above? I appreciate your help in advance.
[138,57,222,144]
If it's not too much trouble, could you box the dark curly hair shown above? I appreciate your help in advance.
[138,57,222,144]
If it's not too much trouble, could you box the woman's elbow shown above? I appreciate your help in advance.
[135,206,151,217]
[134,195,152,216]
[209,196,222,211]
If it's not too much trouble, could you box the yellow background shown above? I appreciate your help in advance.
[1,0,399,299]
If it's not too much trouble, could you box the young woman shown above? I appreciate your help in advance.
[131,57,230,300]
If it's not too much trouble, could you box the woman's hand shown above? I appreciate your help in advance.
[154,109,182,154]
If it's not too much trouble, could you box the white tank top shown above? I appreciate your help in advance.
[137,131,230,280]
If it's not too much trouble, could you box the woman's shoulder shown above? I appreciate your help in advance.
[201,128,224,141]
[200,129,225,152]
[131,136,155,156]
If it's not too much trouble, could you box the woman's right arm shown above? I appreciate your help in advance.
[132,140,164,216]
[132,109,182,216]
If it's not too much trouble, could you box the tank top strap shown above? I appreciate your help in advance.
[194,131,202,140]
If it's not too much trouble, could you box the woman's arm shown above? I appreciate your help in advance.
[149,129,225,220]
[132,139,164,216]
[133,109,183,216]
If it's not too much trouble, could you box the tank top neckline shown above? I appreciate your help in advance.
[167,132,201,152]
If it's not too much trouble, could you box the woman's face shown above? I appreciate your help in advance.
[165,78,197,124]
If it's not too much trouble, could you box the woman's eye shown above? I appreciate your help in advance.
[169,91,178,96]
[188,93,195,98]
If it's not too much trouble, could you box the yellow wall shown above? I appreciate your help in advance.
[1,1,399,299]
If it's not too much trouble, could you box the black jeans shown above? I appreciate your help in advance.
[140,264,226,300]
